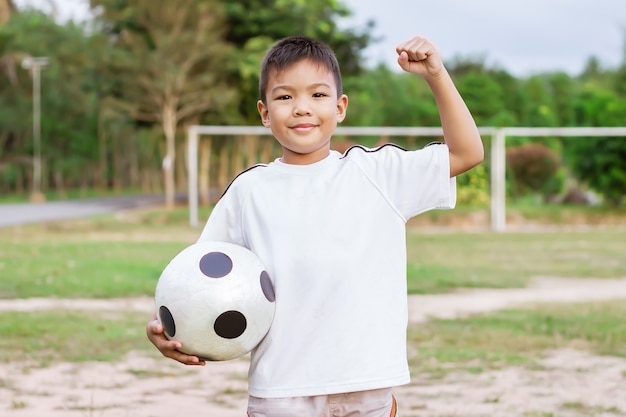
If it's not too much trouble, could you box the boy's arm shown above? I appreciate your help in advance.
[396,35,484,177]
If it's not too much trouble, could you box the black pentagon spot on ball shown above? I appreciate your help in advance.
[199,251,233,278]
[214,310,247,339]
[260,271,275,302]
[159,306,176,338]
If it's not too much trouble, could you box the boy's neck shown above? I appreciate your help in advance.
[279,148,331,165]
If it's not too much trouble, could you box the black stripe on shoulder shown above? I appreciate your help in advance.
[339,141,445,160]
[339,143,407,159]
[220,164,268,198]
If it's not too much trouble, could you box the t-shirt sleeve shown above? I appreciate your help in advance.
[197,185,246,246]
[353,143,456,220]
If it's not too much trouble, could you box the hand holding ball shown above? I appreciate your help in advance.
[155,241,275,361]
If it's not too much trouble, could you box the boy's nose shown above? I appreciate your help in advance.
[293,99,312,116]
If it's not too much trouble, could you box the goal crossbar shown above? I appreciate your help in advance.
[187,126,626,231]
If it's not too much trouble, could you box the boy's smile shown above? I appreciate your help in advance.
[291,123,317,133]
[258,59,348,165]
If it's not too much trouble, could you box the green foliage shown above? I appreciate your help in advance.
[222,0,374,122]
[522,76,558,126]
[546,72,579,125]
[447,58,526,126]
[568,136,626,206]
[343,66,440,129]
[456,163,489,206]
[573,87,626,126]
[566,86,626,205]
[90,0,241,206]
[0,10,100,191]
[455,71,506,126]
[1,0,626,201]
[506,143,563,201]
[91,0,237,123]
[224,0,371,68]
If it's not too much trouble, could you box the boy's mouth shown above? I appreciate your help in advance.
[291,124,317,132]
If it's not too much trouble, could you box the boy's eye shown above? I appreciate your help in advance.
[313,93,327,98]
[276,95,291,100]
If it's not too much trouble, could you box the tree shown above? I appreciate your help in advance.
[0,0,24,171]
[455,71,506,126]
[0,0,15,25]
[343,66,439,130]
[91,0,237,208]
[567,87,626,206]
[614,27,626,97]
[546,72,578,126]
[568,136,626,206]
[1,8,101,195]
[521,76,558,127]
[222,0,375,122]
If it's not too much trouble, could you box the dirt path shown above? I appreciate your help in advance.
[4,276,626,323]
[2,276,626,417]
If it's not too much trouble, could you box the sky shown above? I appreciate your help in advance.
[340,0,625,76]
[13,0,626,77]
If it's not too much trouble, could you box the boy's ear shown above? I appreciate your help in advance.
[257,100,270,127]
[336,94,348,123]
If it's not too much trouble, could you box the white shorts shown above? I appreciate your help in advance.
[247,388,399,417]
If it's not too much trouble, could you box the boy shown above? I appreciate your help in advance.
[147,35,484,416]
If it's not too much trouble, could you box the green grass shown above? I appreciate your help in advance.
[1,239,187,298]
[406,230,626,293]
[411,203,626,226]
[1,206,625,298]
[2,299,624,367]
[0,188,150,204]
[407,300,626,376]
[561,403,623,416]
[512,204,626,224]
[1,205,625,369]
[0,208,210,298]
[0,310,151,364]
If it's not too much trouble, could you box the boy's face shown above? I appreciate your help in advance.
[257,59,348,165]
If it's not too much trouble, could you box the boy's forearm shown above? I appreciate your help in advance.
[425,68,484,176]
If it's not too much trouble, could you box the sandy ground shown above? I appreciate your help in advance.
[2,276,626,417]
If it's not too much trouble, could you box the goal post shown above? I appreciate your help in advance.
[187,125,269,229]
[490,127,626,232]
[187,125,626,231]
[187,126,496,228]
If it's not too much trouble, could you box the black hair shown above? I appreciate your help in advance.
[259,36,342,103]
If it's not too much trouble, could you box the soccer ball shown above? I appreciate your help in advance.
[154,241,276,361]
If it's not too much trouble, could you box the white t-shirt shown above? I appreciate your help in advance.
[198,143,456,398]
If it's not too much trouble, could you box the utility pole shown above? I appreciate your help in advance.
[22,56,49,202]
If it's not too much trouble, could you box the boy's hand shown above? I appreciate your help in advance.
[396,35,444,79]
[146,315,206,366]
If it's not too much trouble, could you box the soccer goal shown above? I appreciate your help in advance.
[187,126,626,231]
[489,127,626,231]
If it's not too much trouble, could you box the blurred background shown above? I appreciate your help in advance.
[2,0,625,218]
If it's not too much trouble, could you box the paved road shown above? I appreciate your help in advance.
[0,194,166,228]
